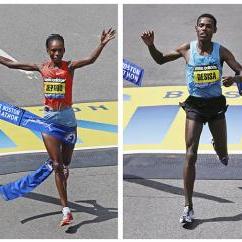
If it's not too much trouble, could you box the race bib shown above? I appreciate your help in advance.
[193,66,220,84]
[44,78,66,99]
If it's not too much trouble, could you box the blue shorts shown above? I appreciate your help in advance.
[43,107,77,128]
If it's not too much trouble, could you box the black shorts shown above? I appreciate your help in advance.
[179,95,228,124]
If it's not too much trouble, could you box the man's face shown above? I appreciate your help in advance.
[195,17,216,42]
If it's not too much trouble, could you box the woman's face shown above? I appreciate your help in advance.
[47,39,65,64]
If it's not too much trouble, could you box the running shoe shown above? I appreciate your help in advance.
[60,212,73,226]
[179,206,194,223]
[219,156,229,166]
[211,138,229,166]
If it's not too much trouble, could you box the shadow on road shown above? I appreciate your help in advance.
[124,175,233,203]
[20,192,117,234]
[183,212,242,230]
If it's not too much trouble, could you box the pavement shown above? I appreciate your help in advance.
[124,179,242,239]
[0,166,117,239]
[123,153,242,180]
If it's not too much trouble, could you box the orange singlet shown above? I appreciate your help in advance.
[40,60,73,110]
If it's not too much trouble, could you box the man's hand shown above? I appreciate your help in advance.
[141,31,154,46]
[222,76,235,87]
[100,28,115,46]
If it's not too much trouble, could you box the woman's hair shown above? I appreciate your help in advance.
[46,34,65,49]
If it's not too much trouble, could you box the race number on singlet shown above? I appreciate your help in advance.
[44,78,66,99]
[193,65,220,84]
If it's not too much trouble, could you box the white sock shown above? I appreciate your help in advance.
[62,207,70,216]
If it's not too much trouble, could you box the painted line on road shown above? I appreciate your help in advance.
[0,145,117,157]
[123,150,242,155]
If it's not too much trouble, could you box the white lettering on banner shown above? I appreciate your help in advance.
[1,105,21,116]
[123,63,141,75]
[125,71,138,82]
[0,111,18,122]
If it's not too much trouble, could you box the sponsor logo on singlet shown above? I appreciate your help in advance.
[44,78,66,99]
[193,65,220,84]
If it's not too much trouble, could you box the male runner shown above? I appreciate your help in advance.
[141,13,241,223]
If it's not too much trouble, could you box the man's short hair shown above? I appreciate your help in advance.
[197,13,217,28]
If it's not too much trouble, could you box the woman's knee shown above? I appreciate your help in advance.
[52,160,64,174]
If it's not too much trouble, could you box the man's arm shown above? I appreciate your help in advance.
[220,46,242,86]
[141,31,188,64]
[69,28,115,70]
[0,56,40,71]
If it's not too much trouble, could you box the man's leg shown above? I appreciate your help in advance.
[183,118,203,209]
[208,118,228,165]
[180,118,203,223]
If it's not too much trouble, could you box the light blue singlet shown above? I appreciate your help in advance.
[186,40,223,98]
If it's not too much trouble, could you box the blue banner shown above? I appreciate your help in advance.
[123,59,144,86]
[0,160,53,201]
[0,102,76,145]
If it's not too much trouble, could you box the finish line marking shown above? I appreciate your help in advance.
[0,101,117,154]
[0,145,117,157]
[124,85,242,153]
[124,150,242,155]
